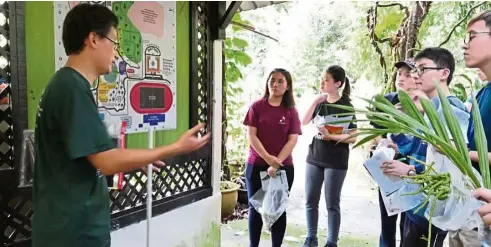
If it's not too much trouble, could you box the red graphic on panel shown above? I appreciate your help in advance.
[129,82,173,114]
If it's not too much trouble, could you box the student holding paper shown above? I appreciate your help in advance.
[301,65,357,247]
[370,58,416,247]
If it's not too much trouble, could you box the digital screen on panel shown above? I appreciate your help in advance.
[139,87,165,109]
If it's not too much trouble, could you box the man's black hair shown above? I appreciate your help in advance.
[62,3,118,55]
[415,47,455,85]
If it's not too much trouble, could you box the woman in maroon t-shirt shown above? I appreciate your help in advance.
[243,68,302,247]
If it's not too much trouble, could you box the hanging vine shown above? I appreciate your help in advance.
[366,1,432,93]
[438,1,486,47]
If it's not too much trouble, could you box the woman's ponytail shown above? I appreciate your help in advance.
[341,78,351,101]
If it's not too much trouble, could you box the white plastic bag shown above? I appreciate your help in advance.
[478,222,491,245]
[19,129,35,188]
[422,145,484,231]
[382,181,426,216]
[249,170,290,230]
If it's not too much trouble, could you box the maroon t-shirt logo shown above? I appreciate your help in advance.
[279,116,286,124]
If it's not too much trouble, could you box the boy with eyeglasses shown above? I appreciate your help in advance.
[461,9,491,247]
[381,47,470,247]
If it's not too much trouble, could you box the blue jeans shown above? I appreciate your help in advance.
[305,163,347,245]
[245,164,294,247]
[402,214,446,247]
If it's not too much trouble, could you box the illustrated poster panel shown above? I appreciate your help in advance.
[54,1,177,134]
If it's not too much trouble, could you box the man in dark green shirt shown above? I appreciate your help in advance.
[31,4,210,247]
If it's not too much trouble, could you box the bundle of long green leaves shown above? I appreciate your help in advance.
[331,85,489,246]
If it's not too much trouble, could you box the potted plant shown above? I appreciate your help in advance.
[220,180,240,218]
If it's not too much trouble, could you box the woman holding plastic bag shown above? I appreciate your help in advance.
[243,68,302,247]
[300,65,357,247]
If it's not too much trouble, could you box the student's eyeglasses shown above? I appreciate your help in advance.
[464,31,491,45]
[410,67,445,76]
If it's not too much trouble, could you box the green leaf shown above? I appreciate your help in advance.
[375,94,395,107]
[453,82,466,93]
[231,13,251,26]
[224,38,232,47]
[471,95,490,188]
[323,119,371,126]
[419,97,450,143]
[232,38,248,48]
[338,128,400,148]
[436,83,479,188]
[224,49,234,59]
[233,52,252,66]
[231,13,242,22]
[398,90,427,126]
[337,91,481,188]
[230,13,251,31]
[331,97,429,135]
[374,6,405,39]
[362,97,428,131]
[226,68,241,83]
[451,82,468,102]
[353,133,387,149]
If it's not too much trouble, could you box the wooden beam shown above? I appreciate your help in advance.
[220,1,242,29]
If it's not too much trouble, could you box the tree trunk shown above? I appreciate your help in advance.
[388,2,431,92]
[369,1,432,93]
[400,2,432,60]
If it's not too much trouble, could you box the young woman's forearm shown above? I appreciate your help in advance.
[328,130,357,144]
[249,135,271,160]
[277,135,299,163]
[302,101,318,125]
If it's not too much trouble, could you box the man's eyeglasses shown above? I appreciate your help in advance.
[464,31,491,44]
[410,67,445,76]
[99,34,119,51]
